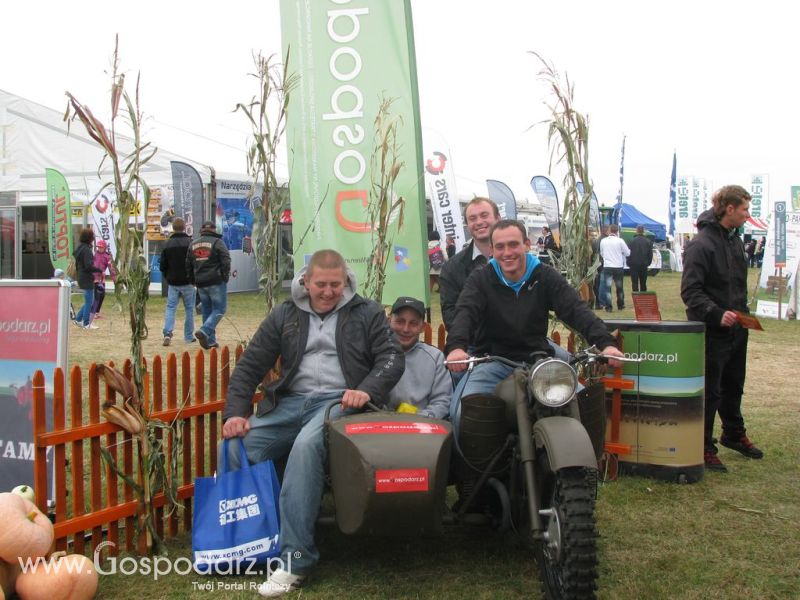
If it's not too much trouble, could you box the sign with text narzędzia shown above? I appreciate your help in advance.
[774,201,786,267]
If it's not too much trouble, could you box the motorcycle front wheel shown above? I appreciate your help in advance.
[536,467,599,600]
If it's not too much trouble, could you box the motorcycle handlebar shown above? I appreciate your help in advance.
[445,349,642,369]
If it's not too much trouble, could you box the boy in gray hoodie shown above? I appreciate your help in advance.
[386,296,452,420]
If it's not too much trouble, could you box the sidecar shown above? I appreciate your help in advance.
[325,406,453,537]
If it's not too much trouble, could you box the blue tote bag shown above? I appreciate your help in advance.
[192,438,281,571]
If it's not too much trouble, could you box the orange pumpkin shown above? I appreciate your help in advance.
[0,493,54,563]
[15,554,98,600]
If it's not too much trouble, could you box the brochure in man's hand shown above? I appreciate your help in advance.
[734,311,764,330]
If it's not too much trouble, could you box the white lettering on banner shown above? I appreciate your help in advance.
[330,47,362,81]
[0,319,51,336]
[323,1,373,231]
[332,123,365,147]
[2,441,35,460]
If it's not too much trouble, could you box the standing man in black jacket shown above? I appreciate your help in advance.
[681,185,763,472]
[159,217,195,346]
[627,225,654,292]
[187,220,230,349]
[438,197,500,332]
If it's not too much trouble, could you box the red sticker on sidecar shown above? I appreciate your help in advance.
[375,468,429,493]
[345,422,448,435]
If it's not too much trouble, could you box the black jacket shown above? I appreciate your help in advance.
[438,240,488,331]
[73,242,101,290]
[187,230,230,288]
[159,232,193,286]
[681,209,748,332]
[627,234,654,269]
[446,260,617,361]
[223,294,405,420]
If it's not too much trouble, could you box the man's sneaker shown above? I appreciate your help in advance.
[704,452,728,472]
[194,330,210,349]
[162,335,171,347]
[257,569,305,598]
[86,323,99,330]
[720,433,764,459]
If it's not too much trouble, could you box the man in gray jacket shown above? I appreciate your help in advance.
[386,296,451,419]
[219,250,404,597]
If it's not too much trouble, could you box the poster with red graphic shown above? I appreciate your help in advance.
[0,280,69,499]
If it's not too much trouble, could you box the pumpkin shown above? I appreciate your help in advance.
[0,493,54,563]
[15,553,98,600]
[11,485,36,503]
[0,560,22,600]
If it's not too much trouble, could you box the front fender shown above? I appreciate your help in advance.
[533,416,597,471]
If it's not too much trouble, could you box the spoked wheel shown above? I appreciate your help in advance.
[536,467,599,600]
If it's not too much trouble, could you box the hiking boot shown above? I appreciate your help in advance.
[162,335,171,347]
[704,452,727,472]
[194,330,210,349]
[257,569,305,598]
[720,433,764,459]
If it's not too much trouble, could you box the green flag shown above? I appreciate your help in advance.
[46,168,73,272]
[280,0,427,305]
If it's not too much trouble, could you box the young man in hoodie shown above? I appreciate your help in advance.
[159,217,195,346]
[681,185,763,472]
[446,220,623,418]
[186,220,230,349]
[219,250,404,597]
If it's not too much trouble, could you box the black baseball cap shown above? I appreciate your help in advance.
[202,220,216,230]
[391,296,425,319]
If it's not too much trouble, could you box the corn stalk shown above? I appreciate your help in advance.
[236,51,298,315]
[532,53,599,347]
[363,96,405,303]
[64,36,178,554]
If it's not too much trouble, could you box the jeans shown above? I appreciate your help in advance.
[91,283,106,315]
[197,283,227,345]
[75,288,95,326]
[603,267,625,309]
[704,327,748,452]
[629,266,648,292]
[596,268,609,308]
[163,284,196,342]
[218,391,346,576]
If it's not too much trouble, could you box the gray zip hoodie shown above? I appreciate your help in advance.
[287,265,356,395]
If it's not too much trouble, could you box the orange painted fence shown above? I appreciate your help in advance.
[31,324,573,557]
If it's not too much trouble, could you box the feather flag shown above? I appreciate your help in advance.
[668,151,677,237]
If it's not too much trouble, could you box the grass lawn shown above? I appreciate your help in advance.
[66,271,799,599]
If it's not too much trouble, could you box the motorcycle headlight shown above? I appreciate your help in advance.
[528,359,577,407]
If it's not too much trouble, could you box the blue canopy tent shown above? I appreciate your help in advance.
[613,203,667,241]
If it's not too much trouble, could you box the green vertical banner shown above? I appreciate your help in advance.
[45,168,73,272]
[280,0,427,305]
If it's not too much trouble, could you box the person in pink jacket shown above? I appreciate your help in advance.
[89,239,116,327]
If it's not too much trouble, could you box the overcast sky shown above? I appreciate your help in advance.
[3,0,797,223]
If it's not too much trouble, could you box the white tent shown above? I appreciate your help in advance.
[0,88,215,199]
[0,89,260,286]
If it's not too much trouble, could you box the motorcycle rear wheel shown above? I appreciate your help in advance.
[536,467,598,600]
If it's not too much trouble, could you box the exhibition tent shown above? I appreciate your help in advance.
[0,88,214,199]
[616,202,667,241]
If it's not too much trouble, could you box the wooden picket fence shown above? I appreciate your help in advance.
[31,323,572,558]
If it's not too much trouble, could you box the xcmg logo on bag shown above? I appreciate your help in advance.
[218,493,261,526]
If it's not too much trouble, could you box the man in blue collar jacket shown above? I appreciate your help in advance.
[445,220,623,402]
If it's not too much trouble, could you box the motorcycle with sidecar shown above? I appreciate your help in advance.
[322,348,637,599]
